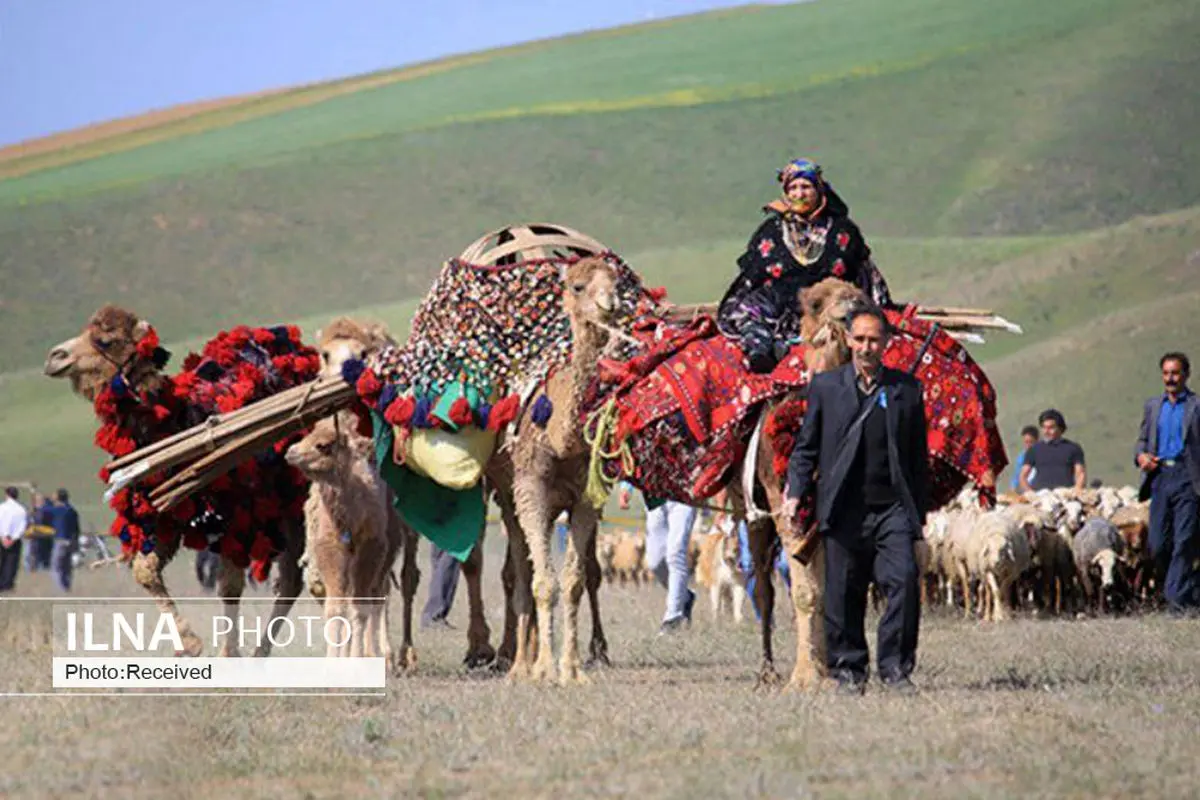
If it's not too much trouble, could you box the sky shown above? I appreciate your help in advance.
[0,0,753,147]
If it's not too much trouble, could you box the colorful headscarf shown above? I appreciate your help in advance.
[768,157,849,219]
[777,158,826,190]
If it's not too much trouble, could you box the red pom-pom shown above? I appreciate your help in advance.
[384,395,415,427]
[448,396,473,427]
[356,369,383,404]
[487,394,520,432]
[645,286,668,302]
[134,327,161,360]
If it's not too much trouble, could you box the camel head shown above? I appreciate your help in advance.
[316,317,397,378]
[44,305,161,402]
[798,278,866,373]
[285,413,371,481]
[562,256,619,329]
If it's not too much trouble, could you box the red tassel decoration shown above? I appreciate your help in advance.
[384,395,415,427]
[487,394,520,432]
[448,396,473,427]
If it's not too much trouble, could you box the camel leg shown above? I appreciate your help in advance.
[494,490,524,671]
[498,536,518,669]
[558,504,595,685]
[747,518,782,687]
[514,480,558,683]
[786,541,828,692]
[396,525,419,673]
[582,519,611,668]
[254,521,303,657]
[503,511,538,682]
[132,544,204,657]
[216,556,246,657]
[461,526,496,669]
[710,582,722,621]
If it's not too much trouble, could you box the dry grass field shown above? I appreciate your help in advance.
[2,529,1197,798]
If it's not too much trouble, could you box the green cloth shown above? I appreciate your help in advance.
[371,412,483,563]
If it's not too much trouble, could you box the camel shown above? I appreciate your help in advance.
[286,413,412,667]
[42,306,307,657]
[316,317,499,670]
[486,256,618,684]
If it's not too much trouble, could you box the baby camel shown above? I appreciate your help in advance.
[286,413,413,668]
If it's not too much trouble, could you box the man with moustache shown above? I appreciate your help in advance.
[783,303,929,694]
[1135,352,1200,615]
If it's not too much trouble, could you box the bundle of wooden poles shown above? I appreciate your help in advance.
[662,303,1023,344]
[104,374,357,513]
[108,303,1021,509]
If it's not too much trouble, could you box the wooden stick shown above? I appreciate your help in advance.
[110,378,354,481]
[147,391,350,503]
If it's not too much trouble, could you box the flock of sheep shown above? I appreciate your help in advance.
[595,484,1156,626]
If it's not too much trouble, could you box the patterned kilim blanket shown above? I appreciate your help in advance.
[586,305,1006,510]
[345,252,663,558]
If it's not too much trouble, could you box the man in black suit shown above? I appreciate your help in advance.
[1135,352,1200,614]
[783,303,929,694]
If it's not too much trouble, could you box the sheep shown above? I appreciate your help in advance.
[1110,502,1152,602]
[965,509,1033,622]
[286,413,415,668]
[942,507,983,617]
[1072,517,1127,614]
[610,529,647,587]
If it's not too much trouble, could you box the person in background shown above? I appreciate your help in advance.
[25,492,54,572]
[1010,425,1039,492]
[195,550,220,592]
[619,482,697,634]
[1019,409,1086,492]
[0,487,28,592]
[1135,351,1200,615]
[38,489,81,592]
[421,543,461,630]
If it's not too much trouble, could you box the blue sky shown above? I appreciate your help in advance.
[0,0,751,146]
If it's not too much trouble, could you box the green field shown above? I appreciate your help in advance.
[2,0,1199,526]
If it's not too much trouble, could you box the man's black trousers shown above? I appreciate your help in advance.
[824,501,920,682]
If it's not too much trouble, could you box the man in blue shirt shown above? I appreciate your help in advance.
[1135,352,1200,614]
[37,489,81,592]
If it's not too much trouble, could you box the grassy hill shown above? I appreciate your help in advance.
[1,0,1198,524]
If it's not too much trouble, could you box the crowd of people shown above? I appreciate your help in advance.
[0,486,82,594]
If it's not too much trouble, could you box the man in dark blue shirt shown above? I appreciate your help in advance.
[1135,352,1200,614]
[1019,409,1087,491]
[37,489,81,592]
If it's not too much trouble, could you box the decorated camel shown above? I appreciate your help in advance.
[482,255,624,682]
[102,225,655,682]
[584,276,1007,690]
[42,306,320,656]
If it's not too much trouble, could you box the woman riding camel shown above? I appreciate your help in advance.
[717,158,894,372]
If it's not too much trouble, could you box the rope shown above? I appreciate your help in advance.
[582,396,634,509]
